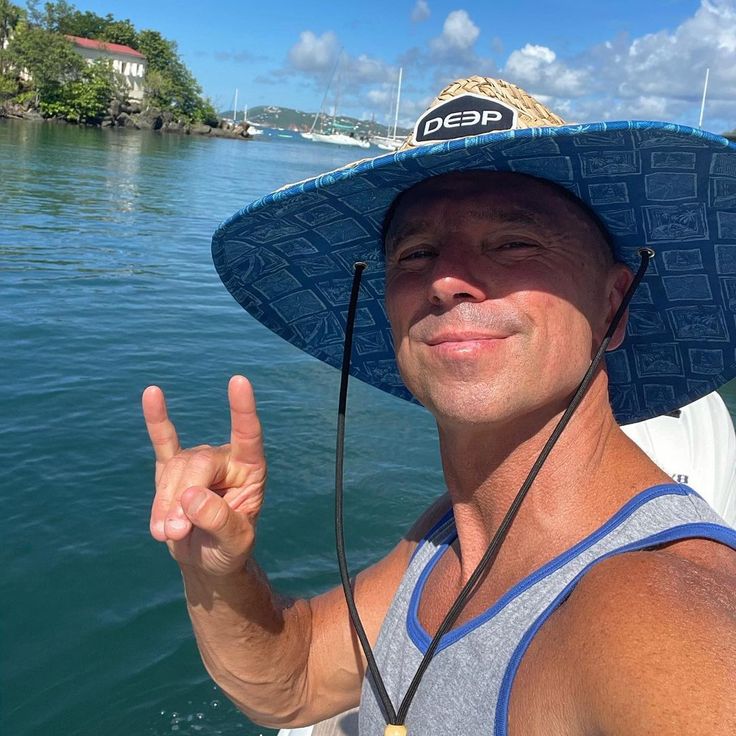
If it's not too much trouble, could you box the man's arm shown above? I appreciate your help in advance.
[562,545,736,734]
[177,502,417,728]
[143,376,449,729]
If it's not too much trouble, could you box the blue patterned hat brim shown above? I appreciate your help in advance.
[212,121,736,424]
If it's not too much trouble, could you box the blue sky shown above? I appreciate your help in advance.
[37,0,736,132]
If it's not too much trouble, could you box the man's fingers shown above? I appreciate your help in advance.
[150,446,229,541]
[228,376,265,467]
[142,385,181,463]
[181,486,254,551]
[162,509,193,541]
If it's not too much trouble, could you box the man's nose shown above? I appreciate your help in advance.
[427,251,486,306]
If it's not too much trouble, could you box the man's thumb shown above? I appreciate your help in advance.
[181,486,250,546]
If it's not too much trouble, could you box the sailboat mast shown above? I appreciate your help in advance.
[392,67,403,140]
[233,88,239,123]
[308,51,342,135]
[332,53,343,131]
[698,67,710,128]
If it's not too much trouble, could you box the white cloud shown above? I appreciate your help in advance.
[282,1,736,133]
[284,30,397,118]
[498,1,736,131]
[414,8,491,84]
[610,0,736,101]
[596,0,736,129]
[503,44,587,97]
[346,54,392,84]
[288,31,340,74]
[366,88,391,106]
[411,0,430,23]
[430,10,480,54]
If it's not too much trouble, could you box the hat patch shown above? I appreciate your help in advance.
[412,93,518,145]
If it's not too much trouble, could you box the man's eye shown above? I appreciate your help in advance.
[499,241,533,250]
[399,249,435,262]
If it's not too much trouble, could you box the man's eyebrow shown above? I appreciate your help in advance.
[386,209,544,252]
[384,221,432,252]
[465,208,543,226]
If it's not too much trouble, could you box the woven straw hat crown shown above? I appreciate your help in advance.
[400,76,567,150]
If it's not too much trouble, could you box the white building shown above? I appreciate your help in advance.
[66,35,147,101]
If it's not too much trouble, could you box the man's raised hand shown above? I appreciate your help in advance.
[142,375,267,576]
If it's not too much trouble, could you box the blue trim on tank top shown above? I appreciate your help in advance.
[494,520,736,735]
[405,483,694,655]
[408,507,455,565]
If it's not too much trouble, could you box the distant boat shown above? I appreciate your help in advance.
[243,106,264,136]
[305,130,370,148]
[301,52,371,149]
[230,90,264,136]
[371,135,401,151]
[370,67,403,152]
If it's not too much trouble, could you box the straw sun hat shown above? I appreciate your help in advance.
[212,76,736,424]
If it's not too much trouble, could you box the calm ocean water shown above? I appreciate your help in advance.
[1,121,441,736]
[2,120,735,736]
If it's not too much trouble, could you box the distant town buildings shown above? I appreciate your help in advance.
[66,35,146,101]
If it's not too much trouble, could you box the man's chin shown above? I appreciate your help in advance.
[416,383,512,426]
[417,383,573,434]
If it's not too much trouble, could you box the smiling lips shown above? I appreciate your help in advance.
[423,332,509,358]
[425,331,508,346]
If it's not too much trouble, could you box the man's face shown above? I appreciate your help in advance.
[384,171,628,427]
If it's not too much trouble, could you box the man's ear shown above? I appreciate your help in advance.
[604,263,635,352]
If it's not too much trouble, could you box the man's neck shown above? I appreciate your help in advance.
[435,380,667,585]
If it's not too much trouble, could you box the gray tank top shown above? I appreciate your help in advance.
[358,483,736,736]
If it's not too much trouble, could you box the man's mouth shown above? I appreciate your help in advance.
[425,331,508,346]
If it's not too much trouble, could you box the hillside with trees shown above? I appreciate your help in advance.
[0,0,218,127]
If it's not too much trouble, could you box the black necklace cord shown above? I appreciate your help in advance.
[334,250,652,732]
[393,247,654,724]
[334,262,399,726]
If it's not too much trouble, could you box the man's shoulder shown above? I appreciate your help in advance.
[551,541,736,732]
[566,537,736,623]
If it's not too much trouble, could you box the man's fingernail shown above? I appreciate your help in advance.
[167,518,189,531]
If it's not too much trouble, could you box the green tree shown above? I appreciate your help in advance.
[57,9,109,38]
[0,0,23,47]
[137,28,214,121]
[101,18,138,48]
[45,5,139,50]
[40,58,119,122]
[6,18,83,102]
[5,0,216,125]
[0,0,24,90]
[25,0,76,31]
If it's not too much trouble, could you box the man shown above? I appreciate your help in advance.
[145,77,736,734]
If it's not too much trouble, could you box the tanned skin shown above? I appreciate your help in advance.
[145,172,736,733]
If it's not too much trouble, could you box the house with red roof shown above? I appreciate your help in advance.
[66,35,147,101]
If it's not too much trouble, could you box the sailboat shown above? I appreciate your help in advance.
[242,103,263,136]
[309,128,370,148]
[230,89,263,136]
[371,67,403,152]
[302,54,370,149]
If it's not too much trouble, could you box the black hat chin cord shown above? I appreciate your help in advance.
[335,250,653,734]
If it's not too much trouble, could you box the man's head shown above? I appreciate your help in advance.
[214,75,736,424]
[382,171,632,427]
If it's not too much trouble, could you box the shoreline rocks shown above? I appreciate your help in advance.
[0,101,44,121]
[0,99,254,140]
